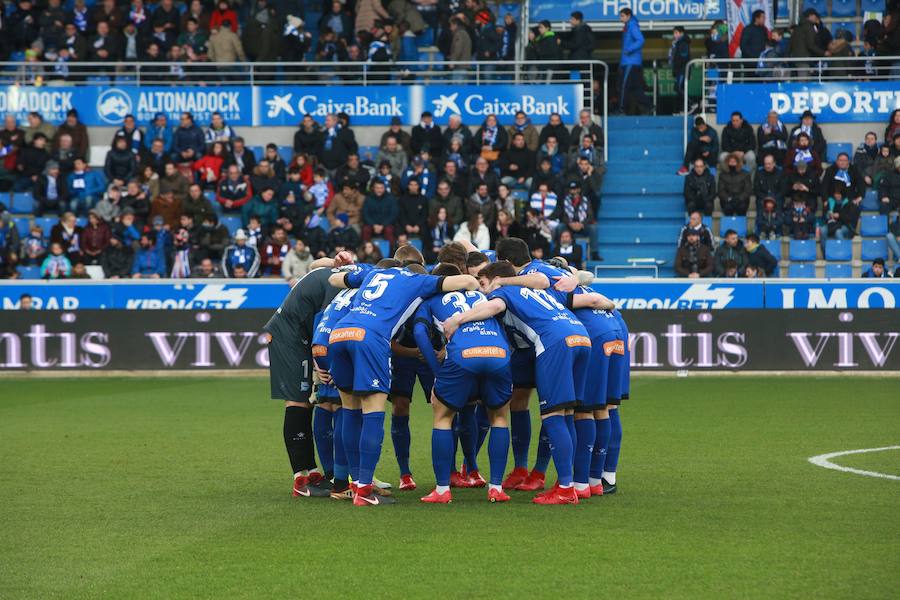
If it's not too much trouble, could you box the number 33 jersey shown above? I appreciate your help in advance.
[416,290,509,362]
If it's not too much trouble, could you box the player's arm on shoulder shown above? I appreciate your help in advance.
[440,274,479,292]
[570,291,615,311]
[495,273,550,290]
[311,251,354,270]
[552,268,593,292]
[444,297,506,338]
[576,270,595,285]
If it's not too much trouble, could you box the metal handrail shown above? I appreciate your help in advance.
[681,55,900,151]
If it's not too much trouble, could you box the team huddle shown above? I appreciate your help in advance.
[264,237,630,506]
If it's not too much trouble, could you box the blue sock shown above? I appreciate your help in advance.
[451,414,460,470]
[591,417,611,480]
[459,404,479,472]
[333,408,348,481]
[475,404,490,454]
[565,414,576,466]
[605,409,622,474]
[573,418,595,485]
[487,426,510,485]
[510,410,531,469]
[357,411,385,486]
[533,422,551,473]
[312,407,334,476]
[390,414,411,476]
[431,428,454,487]
[342,408,362,482]
[542,415,574,486]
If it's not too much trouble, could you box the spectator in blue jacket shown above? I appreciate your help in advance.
[362,179,398,246]
[171,112,205,164]
[679,117,720,174]
[617,7,651,114]
[66,158,107,215]
[861,258,890,278]
[131,233,166,278]
[145,113,173,152]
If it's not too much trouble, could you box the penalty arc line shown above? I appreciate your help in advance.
[807,445,900,481]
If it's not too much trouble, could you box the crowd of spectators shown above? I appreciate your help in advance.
[673,109,900,278]
[0,104,606,280]
[0,0,597,83]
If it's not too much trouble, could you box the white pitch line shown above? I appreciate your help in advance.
[808,446,900,481]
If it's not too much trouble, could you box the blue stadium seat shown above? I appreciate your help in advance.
[789,239,817,262]
[802,0,827,13]
[825,263,853,278]
[11,193,34,213]
[278,146,293,165]
[13,216,31,237]
[17,265,41,279]
[500,2,521,20]
[702,215,712,230]
[35,217,57,237]
[861,238,887,261]
[375,238,390,258]
[831,0,858,16]
[75,217,88,228]
[860,214,888,237]
[862,189,879,211]
[788,262,816,278]
[247,146,264,161]
[861,0,886,12]
[416,28,434,48]
[220,216,242,236]
[718,216,747,238]
[409,237,423,251]
[824,238,852,261]
[761,239,781,261]
[826,142,853,163]
[830,21,856,40]
[358,146,378,162]
[777,0,789,17]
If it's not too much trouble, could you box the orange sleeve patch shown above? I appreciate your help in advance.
[565,335,592,348]
[329,327,366,343]
[603,340,626,356]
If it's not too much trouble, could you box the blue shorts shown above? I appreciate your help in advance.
[608,313,630,404]
[434,351,512,412]
[328,327,392,396]
[312,345,340,402]
[535,337,591,415]
[390,355,435,400]
[510,347,536,389]
[577,331,622,411]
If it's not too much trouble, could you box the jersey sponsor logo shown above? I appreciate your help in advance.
[329,327,366,343]
[565,335,592,348]
[312,345,328,357]
[603,340,626,356]
[461,346,507,359]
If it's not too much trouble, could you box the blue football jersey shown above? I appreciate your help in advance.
[312,287,359,347]
[336,266,445,339]
[488,285,587,355]
[567,286,621,339]
[518,259,570,305]
[416,290,509,361]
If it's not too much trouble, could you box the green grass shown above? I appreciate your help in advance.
[1,377,898,599]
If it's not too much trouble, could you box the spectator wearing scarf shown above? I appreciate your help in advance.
[822,152,864,201]
[506,111,540,151]
[473,115,508,161]
[757,110,788,165]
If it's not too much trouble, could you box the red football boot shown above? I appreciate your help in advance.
[420,489,452,503]
[575,485,592,500]
[292,474,308,497]
[399,474,417,491]
[589,482,604,497]
[353,484,397,506]
[450,470,470,488]
[515,469,546,491]
[501,467,529,489]
[467,470,487,488]
[534,481,560,499]
[532,485,579,505]
[488,488,511,503]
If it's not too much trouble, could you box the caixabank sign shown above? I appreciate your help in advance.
[1,310,896,371]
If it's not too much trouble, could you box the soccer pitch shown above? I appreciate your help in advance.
[1,376,898,599]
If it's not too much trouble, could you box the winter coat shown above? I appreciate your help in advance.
[739,23,768,59]
[150,197,183,230]
[718,168,752,203]
[102,245,133,278]
[789,123,827,159]
[620,17,644,66]
[375,147,408,177]
[879,170,900,202]
[411,124,444,156]
[363,192,398,226]
[538,123,571,151]
[283,249,313,280]
[104,147,137,182]
[159,172,191,201]
[790,21,826,58]
[448,27,473,64]
[684,170,717,207]
[713,243,749,276]
[753,168,787,207]
[498,146,536,180]
[745,244,778,276]
[721,122,757,154]
[398,194,429,231]
[562,23,594,61]
[207,27,247,62]
[757,122,789,163]
[294,126,323,157]
[172,125,206,159]
[320,127,357,170]
[67,169,106,199]
[822,164,865,199]
[852,144,880,181]
[53,123,89,160]
[241,195,279,229]
[507,123,541,152]
[429,194,465,226]
[182,193,216,222]
[674,243,713,277]
[327,190,365,225]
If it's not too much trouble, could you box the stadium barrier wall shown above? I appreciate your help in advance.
[2,280,899,311]
[1,309,897,372]
[0,83,584,127]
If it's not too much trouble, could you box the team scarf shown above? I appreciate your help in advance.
[564,193,588,223]
[833,169,851,187]
[430,221,451,247]
[171,247,191,278]
[794,148,813,165]
[482,125,497,147]
[324,124,340,151]
[579,146,594,163]
[513,118,531,133]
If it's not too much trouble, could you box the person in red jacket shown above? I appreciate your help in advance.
[193,142,227,189]
[209,0,238,32]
